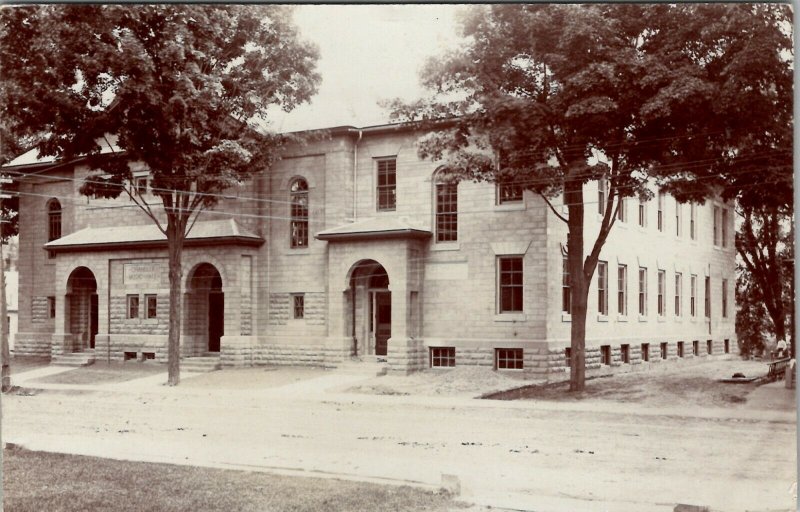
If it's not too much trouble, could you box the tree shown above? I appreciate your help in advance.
[0,5,320,385]
[388,4,792,390]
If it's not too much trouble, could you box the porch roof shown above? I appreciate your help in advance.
[44,219,264,252]
[315,217,431,242]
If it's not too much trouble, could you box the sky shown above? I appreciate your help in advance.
[266,5,465,133]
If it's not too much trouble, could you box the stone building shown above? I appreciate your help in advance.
[7,122,736,379]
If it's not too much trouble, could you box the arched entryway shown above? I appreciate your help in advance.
[65,267,98,351]
[347,260,391,357]
[186,263,224,353]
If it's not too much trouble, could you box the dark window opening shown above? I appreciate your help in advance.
[290,178,309,248]
[435,181,458,242]
[600,345,611,365]
[292,294,305,319]
[641,343,650,362]
[660,342,668,360]
[498,256,523,313]
[620,344,630,364]
[376,158,397,211]
[677,341,684,358]
[430,347,456,368]
[496,348,523,370]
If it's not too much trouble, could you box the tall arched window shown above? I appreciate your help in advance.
[290,178,309,248]
[434,171,457,243]
[47,199,62,241]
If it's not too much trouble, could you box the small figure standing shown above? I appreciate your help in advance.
[776,339,788,359]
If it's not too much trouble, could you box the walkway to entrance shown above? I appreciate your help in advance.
[347,260,391,358]
[185,263,224,355]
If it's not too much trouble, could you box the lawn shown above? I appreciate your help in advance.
[180,366,326,390]
[484,359,771,407]
[30,362,165,385]
[4,447,468,512]
[8,356,50,374]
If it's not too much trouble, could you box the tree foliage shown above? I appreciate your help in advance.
[0,5,320,384]
[388,4,792,390]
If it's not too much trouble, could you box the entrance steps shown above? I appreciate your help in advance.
[181,354,221,373]
[51,350,96,367]
[336,356,389,377]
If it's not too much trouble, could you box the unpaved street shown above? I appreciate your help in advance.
[4,371,796,512]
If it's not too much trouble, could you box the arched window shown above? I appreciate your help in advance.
[290,178,309,248]
[47,199,61,241]
[434,171,457,243]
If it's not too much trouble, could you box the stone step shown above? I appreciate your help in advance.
[181,357,221,373]
[51,352,96,367]
[336,357,389,377]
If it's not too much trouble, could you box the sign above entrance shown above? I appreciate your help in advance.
[124,263,162,285]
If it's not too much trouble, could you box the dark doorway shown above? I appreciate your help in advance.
[90,294,98,349]
[208,292,224,352]
[374,292,391,356]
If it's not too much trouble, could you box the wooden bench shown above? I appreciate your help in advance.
[767,357,791,380]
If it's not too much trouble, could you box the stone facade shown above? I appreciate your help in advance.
[9,122,737,380]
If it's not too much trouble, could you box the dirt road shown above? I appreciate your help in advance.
[4,372,796,512]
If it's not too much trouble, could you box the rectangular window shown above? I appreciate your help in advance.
[497,182,523,204]
[641,343,650,362]
[376,158,397,211]
[430,347,456,368]
[562,256,571,314]
[660,342,668,360]
[638,197,647,227]
[617,197,626,222]
[597,261,608,315]
[638,267,647,316]
[617,264,627,316]
[657,270,665,316]
[657,192,664,232]
[47,296,56,318]
[704,276,711,318]
[496,348,523,370]
[724,339,730,354]
[620,344,630,364]
[598,179,607,215]
[565,347,572,367]
[127,295,139,319]
[674,273,682,316]
[721,279,728,318]
[722,208,729,248]
[292,294,305,319]
[690,203,697,240]
[677,341,685,358]
[707,339,713,355]
[693,340,699,356]
[713,205,721,246]
[675,202,682,237]
[435,182,458,242]
[145,294,157,319]
[133,176,148,196]
[498,256,523,313]
[600,345,611,365]
[690,274,697,317]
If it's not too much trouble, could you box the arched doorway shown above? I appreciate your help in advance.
[65,267,98,351]
[348,260,390,357]
[187,263,224,353]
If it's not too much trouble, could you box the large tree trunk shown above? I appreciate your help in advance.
[0,240,9,392]
[565,178,587,392]
[166,217,185,386]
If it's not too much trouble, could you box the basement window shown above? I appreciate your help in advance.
[430,347,456,368]
[677,341,685,358]
[565,347,572,367]
[707,339,713,355]
[724,339,730,354]
[641,343,650,362]
[124,351,137,361]
[692,340,699,356]
[660,342,668,360]
[620,344,630,364]
[143,352,156,360]
[495,348,523,370]
[600,345,611,366]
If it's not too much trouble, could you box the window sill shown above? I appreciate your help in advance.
[494,313,526,322]
[638,315,648,322]
[657,316,666,322]
[286,248,311,256]
[597,314,609,322]
[494,202,526,212]
[561,312,571,322]
[431,242,460,252]
[674,317,682,323]
[617,314,628,322]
